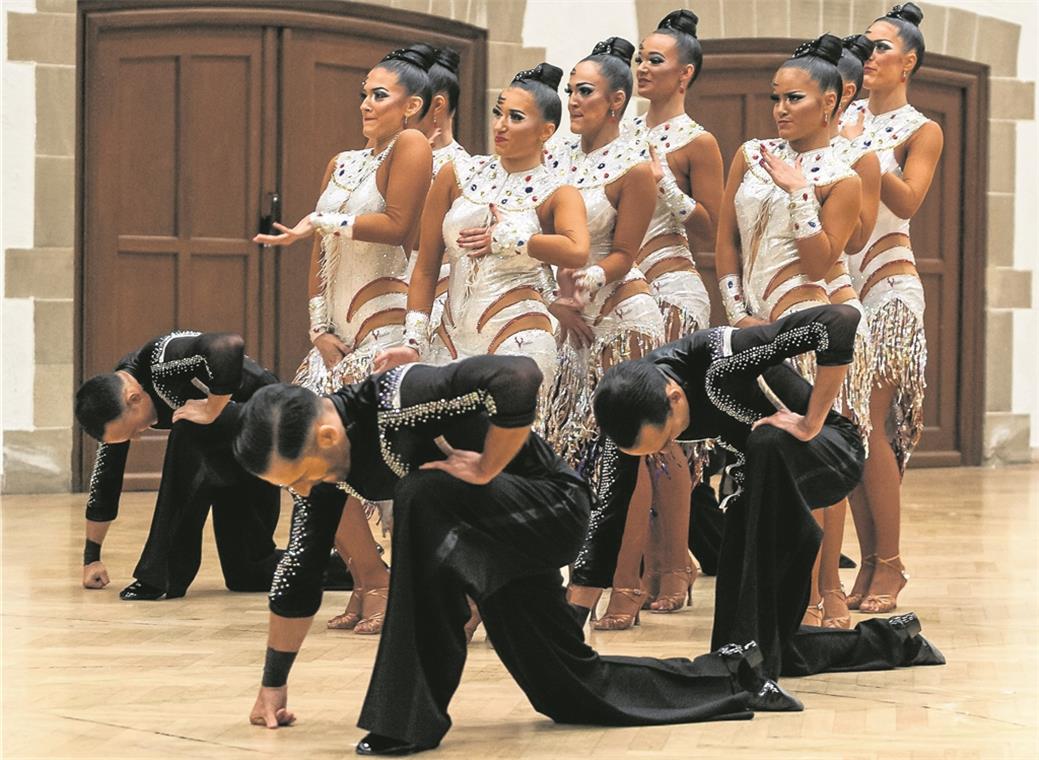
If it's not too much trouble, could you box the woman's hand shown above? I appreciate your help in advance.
[841,108,866,141]
[648,144,665,184]
[313,332,350,369]
[253,215,315,246]
[373,346,420,373]
[549,300,594,349]
[456,204,500,259]
[751,407,823,441]
[759,143,808,194]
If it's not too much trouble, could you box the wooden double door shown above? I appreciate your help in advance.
[78,2,486,488]
[686,40,987,467]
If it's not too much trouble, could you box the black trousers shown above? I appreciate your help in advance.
[574,418,865,681]
[709,422,865,679]
[782,618,946,677]
[133,417,281,594]
[357,469,751,749]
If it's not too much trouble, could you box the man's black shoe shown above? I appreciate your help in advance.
[746,679,804,712]
[355,732,435,756]
[119,580,173,600]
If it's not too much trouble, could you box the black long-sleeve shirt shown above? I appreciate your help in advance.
[85,331,275,522]
[270,355,586,618]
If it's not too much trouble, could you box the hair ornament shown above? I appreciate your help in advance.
[657,8,699,38]
[591,37,635,66]
[791,33,843,66]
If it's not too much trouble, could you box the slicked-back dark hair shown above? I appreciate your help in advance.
[779,34,844,116]
[75,373,127,441]
[510,63,564,127]
[593,362,672,449]
[233,384,321,477]
[874,2,925,75]
[374,44,437,119]
[580,37,635,116]
[654,9,704,83]
[430,46,461,114]
[839,34,876,101]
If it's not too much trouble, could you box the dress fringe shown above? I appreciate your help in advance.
[868,298,926,473]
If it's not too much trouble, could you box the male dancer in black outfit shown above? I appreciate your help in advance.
[232,355,787,756]
[588,304,943,684]
[74,331,283,600]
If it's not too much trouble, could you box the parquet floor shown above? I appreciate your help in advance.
[2,465,1038,758]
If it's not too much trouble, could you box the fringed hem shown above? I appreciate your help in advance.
[839,330,875,453]
[867,299,926,473]
[544,328,663,473]
[659,300,710,342]
[293,346,376,395]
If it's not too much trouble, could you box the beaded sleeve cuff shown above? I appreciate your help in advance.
[309,211,356,237]
[308,296,334,343]
[720,274,751,325]
[490,218,530,258]
[787,186,822,240]
[659,172,698,222]
[403,310,430,355]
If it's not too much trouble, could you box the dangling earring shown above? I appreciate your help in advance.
[609,108,616,118]
[403,114,409,127]
[901,70,908,82]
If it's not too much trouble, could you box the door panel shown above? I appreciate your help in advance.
[83,27,268,489]
[686,41,984,466]
[79,3,488,489]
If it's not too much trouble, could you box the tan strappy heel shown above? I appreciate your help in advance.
[592,588,644,630]
[649,565,697,613]
[327,586,365,630]
[821,587,852,629]
[354,586,389,635]
[802,600,824,627]
[846,554,876,610]
[860,554,908,614]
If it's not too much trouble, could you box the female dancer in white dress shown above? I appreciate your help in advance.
[715,34,862,631]
[841,2,944,614]
[801,33,883,629]
[627,9,725,614]
[382,62,586,398]
[408,45,470,336]
[254,45,435,635]
[546,39,671,630]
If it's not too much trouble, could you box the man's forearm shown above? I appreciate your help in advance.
[85,519,111,546]
[805,364,848,434]
[478,425,531,481]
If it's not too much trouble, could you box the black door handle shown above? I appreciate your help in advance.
[259,191,281,236]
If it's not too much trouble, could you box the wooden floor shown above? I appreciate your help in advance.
[2,465,1038,759]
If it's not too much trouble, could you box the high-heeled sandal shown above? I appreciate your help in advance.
[649,565,697,613]
[592,588,644,630]
[860,554,908,613]
[327,586,365,629]
[640,570,660,610]
[801,600,824,627]
[846,554,876,610]
[821,587,852,629]
[354,587,389,635]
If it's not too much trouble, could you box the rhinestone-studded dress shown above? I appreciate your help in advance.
[295,140,409,393]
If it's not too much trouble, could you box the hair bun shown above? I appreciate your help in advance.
[657,9,699,38]
[591,36,635,66]
[434,46,461,74]
[512,62,563,91]
[842,34,875,64]
[886,2,923,26]
[791,33,843,66]
[381,44,436,72]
